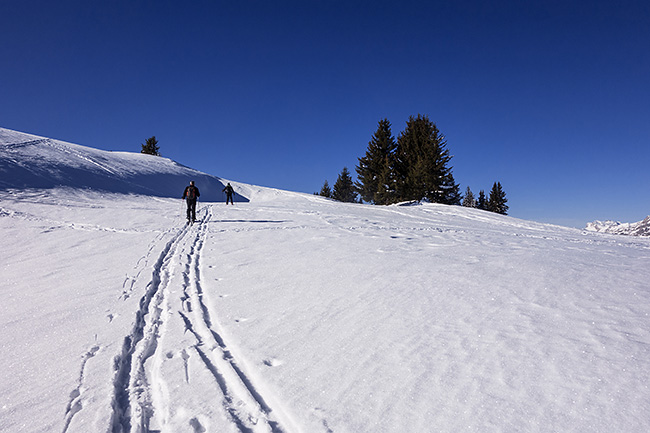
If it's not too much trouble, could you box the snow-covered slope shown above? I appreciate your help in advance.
[1,128,650,433]
[0,127,247,202]
[586,216,650,237]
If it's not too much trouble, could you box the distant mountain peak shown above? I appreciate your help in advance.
[585,216,650,237]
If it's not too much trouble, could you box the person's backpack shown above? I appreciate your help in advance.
[187,186,197,200]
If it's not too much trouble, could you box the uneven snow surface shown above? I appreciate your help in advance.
[2,128,650,432]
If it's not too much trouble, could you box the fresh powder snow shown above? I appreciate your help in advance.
[1,127,649,432]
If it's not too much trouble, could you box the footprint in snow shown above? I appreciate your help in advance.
[263,358,284,367]
[87,345,100,357]
[189,417,206,433]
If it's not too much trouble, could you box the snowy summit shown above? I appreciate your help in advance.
[1,127,650,432]
[586,217,650,237]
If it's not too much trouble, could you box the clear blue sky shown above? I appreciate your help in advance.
[2,0,649,227]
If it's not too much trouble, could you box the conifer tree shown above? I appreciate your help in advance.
[332,167,357,203]
[141,136,160,156]
[477,190,487,210]
[355,119,397,204]
[394,115,460,204]
[462,186,476,207]
[319,180,332,198]
[487,182,509,215]
[373,155,398,205]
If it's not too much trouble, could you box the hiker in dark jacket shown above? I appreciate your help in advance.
[223,183,234,205]
[182,180,200,222]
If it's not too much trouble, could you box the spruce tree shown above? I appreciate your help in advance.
[477,190,487,210]
[487,182,509,215]
[394,115,460,204]
[462,186,476,207]
[319,180,332,198]
[332,167,357,203]
[141,136,160,156]
[373,155,398,205]
[355,119,397,204]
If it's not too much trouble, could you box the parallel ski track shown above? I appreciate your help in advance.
[109,204,293,433]
[178,205,289,433]
[109,210,199,433]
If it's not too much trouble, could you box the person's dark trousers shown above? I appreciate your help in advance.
[186,198,197,221]
[226,194,233,205]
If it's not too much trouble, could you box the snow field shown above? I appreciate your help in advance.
[1,183,649,432]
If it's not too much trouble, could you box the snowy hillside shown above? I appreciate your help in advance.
[1,128,650,433]
[586,216,650,237]
[0,127,246,202]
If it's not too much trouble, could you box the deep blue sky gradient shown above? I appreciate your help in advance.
[2,0,649,227]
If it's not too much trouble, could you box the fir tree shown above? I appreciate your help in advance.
[141,136,160,156]
[355,119,397,204]
[319,180,332,198]
[394,115,460,204]
[462,186,476,207]
[373,155,398,205]
[487,182,509,215]
[332,167,357,203]
[477,190,487,210]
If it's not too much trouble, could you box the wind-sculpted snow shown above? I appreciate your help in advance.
[1,129,650,432]
[0,127,248,202]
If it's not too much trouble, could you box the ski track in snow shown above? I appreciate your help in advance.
[109,217,187,433]
[62,345,101,433]
[0,204,165,236]
[108,204,293,433]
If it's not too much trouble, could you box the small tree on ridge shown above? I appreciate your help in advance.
[141,136,160,156]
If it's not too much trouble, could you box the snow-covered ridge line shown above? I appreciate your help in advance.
[585,216,650,237]
[0,126,244,202]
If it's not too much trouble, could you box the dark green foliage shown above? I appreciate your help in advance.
[462,186,476,207]
[321,114,506,211]
[477,190,488,210]
[332,167,357,203]
[373,156,398,205]
[355,119,397,204]
[394,115,460,204]
[488,182,509,215]
[319,180,332,198]
[141,136,160,156]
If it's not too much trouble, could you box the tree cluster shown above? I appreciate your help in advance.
[317,114,509,215]
[316,167,359,203]
[462,183,508,215]
[353,115,462,205]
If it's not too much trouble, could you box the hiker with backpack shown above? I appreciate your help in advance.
[223,182,234,205]
[182,180,200,222]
